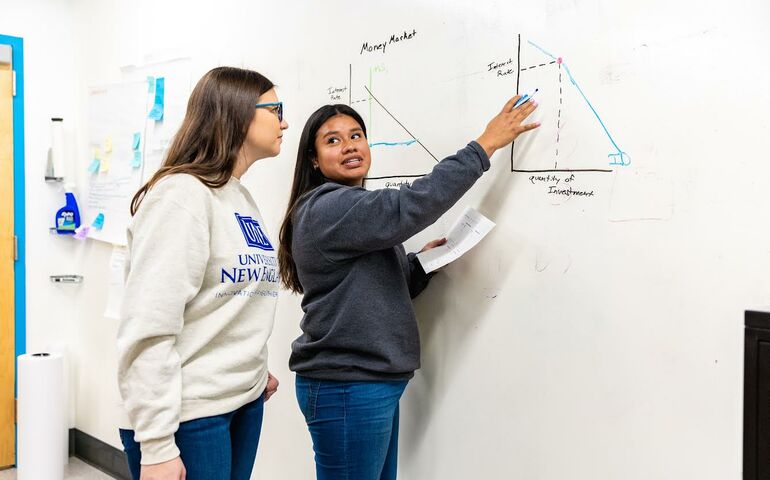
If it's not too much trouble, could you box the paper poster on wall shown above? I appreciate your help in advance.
[84,59,192,246]
[122,58,192,183]
[85,80,148,246]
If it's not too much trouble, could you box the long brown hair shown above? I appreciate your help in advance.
[130,67,274,215]
[278,104,367,293]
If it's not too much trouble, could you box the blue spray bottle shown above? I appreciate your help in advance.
[55,189,81,234]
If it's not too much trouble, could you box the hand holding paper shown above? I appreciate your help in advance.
[416,207,495,273]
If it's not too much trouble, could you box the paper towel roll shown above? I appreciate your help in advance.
[17,352,65,480]
[44,343,73,466]
[49,118,65,178]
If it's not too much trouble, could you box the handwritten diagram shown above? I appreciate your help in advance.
[314,31,629,190]
[325,64,440,186]
[511,34,630,173]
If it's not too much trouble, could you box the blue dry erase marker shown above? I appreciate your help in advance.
[513,88,539,108]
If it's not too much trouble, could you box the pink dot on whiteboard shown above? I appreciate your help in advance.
[557,57,563,64]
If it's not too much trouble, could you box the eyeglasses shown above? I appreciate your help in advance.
[255,101,283,122]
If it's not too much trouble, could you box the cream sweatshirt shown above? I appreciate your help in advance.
[117,174,278,465]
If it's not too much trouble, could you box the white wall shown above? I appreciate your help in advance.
[7,0,770,479]
[0,0,84,433]
[12,0,318,471]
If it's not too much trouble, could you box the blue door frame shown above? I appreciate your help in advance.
[0,34,26,372]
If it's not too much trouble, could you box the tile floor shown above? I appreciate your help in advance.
[0,457,116,479]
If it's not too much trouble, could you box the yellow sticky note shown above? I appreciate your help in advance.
[100,155,110,173]
[93,147,102,160]
[104,137,113,154]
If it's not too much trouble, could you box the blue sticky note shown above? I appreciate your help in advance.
[147,76,155,93]
[88,158,100,173]
[148,77,165,121]
[132,132,141,150]
[92,213,105,230]
[132,150,142,169]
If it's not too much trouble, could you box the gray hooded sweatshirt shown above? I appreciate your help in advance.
[289,141,490,381]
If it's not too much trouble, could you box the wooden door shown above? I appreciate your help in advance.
[0,47,15,467]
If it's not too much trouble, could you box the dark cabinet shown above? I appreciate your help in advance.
[744,310,770,479]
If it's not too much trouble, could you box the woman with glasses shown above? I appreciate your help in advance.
[278,96,538,480]
[117,66,288,480]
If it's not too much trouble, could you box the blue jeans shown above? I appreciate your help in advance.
[119,393,265,480]
[295,375,408,480]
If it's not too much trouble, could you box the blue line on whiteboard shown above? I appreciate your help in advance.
[369,140,417,148]
[527,40,630,166]
[561,63,629,166]
[527,40,558,61]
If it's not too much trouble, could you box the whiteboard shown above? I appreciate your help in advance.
[66,1,770,478]
[249,3,765,478]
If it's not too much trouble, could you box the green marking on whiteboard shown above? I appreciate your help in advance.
[368,67,373,136]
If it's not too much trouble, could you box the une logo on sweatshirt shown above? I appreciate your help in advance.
[235,213,274,251]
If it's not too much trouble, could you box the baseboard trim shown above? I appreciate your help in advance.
[70,428,131,479]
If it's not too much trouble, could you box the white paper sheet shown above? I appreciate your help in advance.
[417,207,495,273]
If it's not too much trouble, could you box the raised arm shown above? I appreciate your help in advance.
[304,94,539,263]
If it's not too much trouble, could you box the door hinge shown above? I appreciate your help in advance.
[13,235,18,261]
[12,70,16,97]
